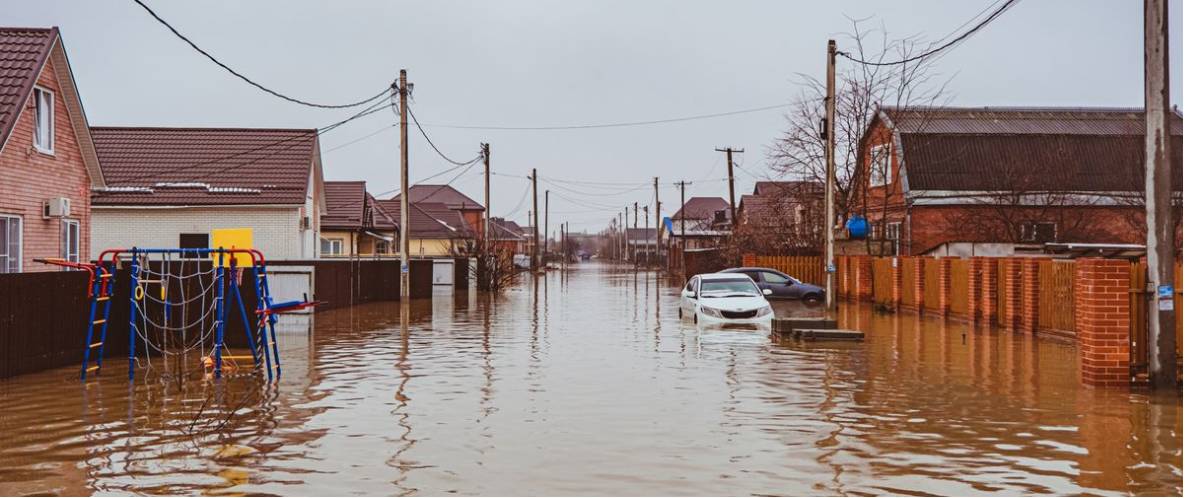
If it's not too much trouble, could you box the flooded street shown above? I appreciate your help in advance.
[0,262,1180,496]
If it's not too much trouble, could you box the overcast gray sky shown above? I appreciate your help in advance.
[8,0,1182,232]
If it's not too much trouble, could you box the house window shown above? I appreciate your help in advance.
[0,215,21,273]
[1021,222,1057,243]
[321,238,343,256]
[869,144,891,187]
[60,219,79,264]
[179,233,209,258]
[886,222,901,241]
[32,87,54,153]
[375,240,390,254]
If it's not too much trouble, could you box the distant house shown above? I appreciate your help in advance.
[627,227,660,261]
[374,199,475,257]
[856,106,1183,256]
[390,185,485,241]
[668,196,730,249]
[320,181,396,258]
[89,127,326,259]
[0,27,105,272]
[735,180,824,255]
[488,217,526,254]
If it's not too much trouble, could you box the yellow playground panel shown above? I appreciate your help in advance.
[211,228,254,267]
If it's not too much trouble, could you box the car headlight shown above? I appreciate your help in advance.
[699,305,723,318]
[755,305,773,317]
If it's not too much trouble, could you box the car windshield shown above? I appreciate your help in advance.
[700,279,760,296]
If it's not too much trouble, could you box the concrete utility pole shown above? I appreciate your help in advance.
[544,190,550,263]
[716,147,742,227]
[1143,0,1177,389]
[531,169,539,271]
[824,40,838,310]
[642,205,649,266]
[653,177,660,268]
[622,208,627,262]
[482,143,490,254]
[398,69,410,299]
[676,180,687,272]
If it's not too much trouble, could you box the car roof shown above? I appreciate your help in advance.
[696,273,756,281]
[720,267,785,273]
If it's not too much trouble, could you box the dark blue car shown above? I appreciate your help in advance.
[719,267,824,302]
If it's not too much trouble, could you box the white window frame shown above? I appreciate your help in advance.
[32,86,54,154]
[321,237,343,256]
[60,218,80,264]
[0,214,22,273]
[869,144,891,187]
[886,221,902,241]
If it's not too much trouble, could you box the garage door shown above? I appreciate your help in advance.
[433,259,454,286]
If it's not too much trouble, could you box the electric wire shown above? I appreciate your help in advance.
[837,0,1021,66]
[404,104,484,166]
[419,103,792,131]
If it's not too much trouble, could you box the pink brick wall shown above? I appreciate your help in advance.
[0,57,92,272]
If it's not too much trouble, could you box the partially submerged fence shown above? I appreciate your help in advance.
[741,255,825,286]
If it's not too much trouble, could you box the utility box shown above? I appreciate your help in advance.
[42,197,70,218]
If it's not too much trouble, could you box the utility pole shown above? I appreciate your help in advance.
[676,180,687,269]
[716,147,742,227]
[653,177,660,268]
[642,205,649,267]
[544,190,550,264]
[633,202,639,267]
[824,40,838,310]
[1144,0,1177,389]
[622,208,628,263]
[531,169,539,271]
[482,143,490,254]
[398,69,411,299]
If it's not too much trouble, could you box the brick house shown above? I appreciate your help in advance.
[855,107,1183,256]
[89,127,326,260]
[488,217,527,254]
[389,184,485,241]
[734,181,824,255]
[320,180,397,258]
[0,27,105,272]
[668,196,730,249]
[373,199,475,257]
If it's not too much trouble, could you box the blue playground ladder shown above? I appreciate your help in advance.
[252,261,282,380]
[80,265,114,380]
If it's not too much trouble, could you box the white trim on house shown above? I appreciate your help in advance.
[905,190,1174,206]
[0,214,23,273]
[32,86,54,154]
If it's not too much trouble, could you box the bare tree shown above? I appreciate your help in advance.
[472,247,520,292]
[767,19,950,250]
[722,182,823,262]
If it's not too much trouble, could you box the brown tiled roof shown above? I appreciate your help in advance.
[672,197,728,220]
[322,181,366,229]
[368,193,397,230]
[0,27,55,148]
[753,180,823,196]
[374,199,472,239]
[881,107,1184,192]
[489,217,524,241]
[391,184,484,211]
[90,127,318,205]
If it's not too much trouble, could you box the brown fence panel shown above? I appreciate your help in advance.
[752,256,824,286]
[901,258,918,307]
[871,257,894,305]
[949,259,970,316]
[1130,261,1149,371]
[923,258,941,312]
[1038,260,1075,333]
[996,259,1010,322]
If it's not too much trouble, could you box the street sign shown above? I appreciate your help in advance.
[1157,284,1174,311]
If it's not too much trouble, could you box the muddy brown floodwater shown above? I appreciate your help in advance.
[0,262,1180,495]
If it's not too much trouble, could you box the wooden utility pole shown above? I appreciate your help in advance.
[482,143,490,254]
[676,180,687,267]
[632,202,639,266]
[398,69,410,299]
[653,177,660,268]
[642,205,649,266]
[544,190,550,264]
[824,40,838,310]
[1144,0,1177,388]
[716,147,742,226]
[622,208,628,262]
[531,169,539,271]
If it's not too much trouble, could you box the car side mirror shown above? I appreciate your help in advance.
[762,289,773,296]
[785,281,795,286]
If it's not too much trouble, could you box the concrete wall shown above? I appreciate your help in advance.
[91,206,313,260]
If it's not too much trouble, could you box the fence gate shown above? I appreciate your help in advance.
[1037,260,1075,333]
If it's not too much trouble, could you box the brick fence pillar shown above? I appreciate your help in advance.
[742,254,757,267]
[1001,258,1024,331]
[967,257,984,321]
[854,256,874,301]
[937,257,954,316]
[909,257,925,311]
[1020,258,1044,333]
[979,258,998,324]
[1074,258,1131,387]
[890,257,902,307]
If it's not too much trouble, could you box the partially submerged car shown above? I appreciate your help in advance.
[719,267,824,302]
[679,273,774,325]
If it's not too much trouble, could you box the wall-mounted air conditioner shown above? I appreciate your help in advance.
[43,197,70,218]
[300,216,311,230]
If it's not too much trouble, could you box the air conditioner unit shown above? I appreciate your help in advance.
[300,216,311,230]
[43,197,70,218]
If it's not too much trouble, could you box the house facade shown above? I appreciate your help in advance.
[489,217,527,254]
[320,181,397,258]
[855,106,1183,256]
[0,27,105,272]
[374,199,475,257]
[734,180,824,255]
[668,196,730,250]
[89,127,326,260]
[390,184,486,242]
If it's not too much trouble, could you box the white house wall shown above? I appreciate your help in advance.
[91,206,313,260]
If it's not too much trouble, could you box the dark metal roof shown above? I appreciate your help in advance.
[672,197,728,220]
[391,184,484,211]
[374,199,472,239]
[322,181,366,229]
[885,106,1184,135]
[0,27,55,148]
[90,127,318,205]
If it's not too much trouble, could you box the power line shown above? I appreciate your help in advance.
[418,103,791,131]
[324,123,397,153]
[404,104,484,165]
[837,0,1021,66]
[131,0,391,109]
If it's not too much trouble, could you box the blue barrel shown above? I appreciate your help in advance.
[845,215,869,239]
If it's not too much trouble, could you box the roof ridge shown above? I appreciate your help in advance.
[90,126,318,133]
[0,26,57,33]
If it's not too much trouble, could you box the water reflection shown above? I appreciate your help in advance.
[0,263,1180,495]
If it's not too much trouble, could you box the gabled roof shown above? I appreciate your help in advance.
[0,26,104,186]
[368,193,397,230]
[877,106,1184,192]
[489,217,525,241]
[374,199,473,239]
[672,197,728,220]
[90,127,319,205]
[322,181,366,230]
[391,184,484,211]
[627,227,658,243]
[753,180,823,197]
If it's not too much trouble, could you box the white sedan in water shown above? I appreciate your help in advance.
[679,273,775,325]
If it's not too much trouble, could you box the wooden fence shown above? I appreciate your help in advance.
[746,255,825,286]
[1129,260,1184,372]
[922,258,941,313]
[872,257,894,305]
[949,259,970,316]
[1038,260,1076,333]
[996,259,1010,323]
[901,258,919,307]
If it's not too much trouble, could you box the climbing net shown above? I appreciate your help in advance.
[127,253,228,374]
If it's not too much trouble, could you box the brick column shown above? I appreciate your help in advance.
[979,258,998,324]
[1001,258,1024,331]
[967,257,984,321]
[742,254,757,267]
[840,256,851,299]
[1020,258,1044,333]
[1074,258,1131,387]
[937,257,954,316]
[890,257,902,308]
[854,256,874,301]
[909,257,925,311]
